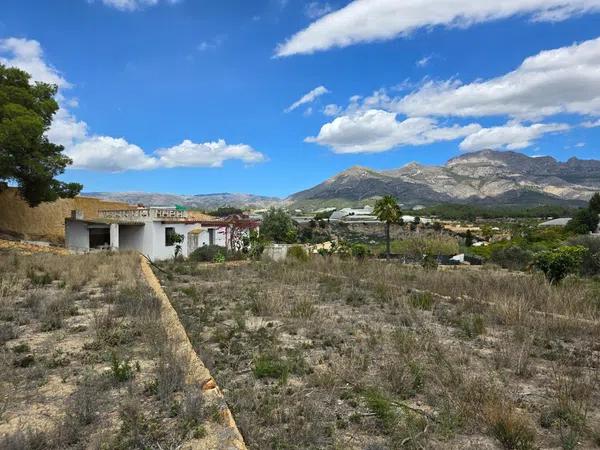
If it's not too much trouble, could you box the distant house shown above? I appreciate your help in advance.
[328,207,433,225]
[401,215,432,224]
[539,218,572,227]
[314,207,336,214]
[539,216,600,234]
[65,207,258,261]
[330,206,377,222]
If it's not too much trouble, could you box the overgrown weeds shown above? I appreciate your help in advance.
[159,255,600,449]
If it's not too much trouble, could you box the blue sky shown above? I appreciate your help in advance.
[1,0,600,197]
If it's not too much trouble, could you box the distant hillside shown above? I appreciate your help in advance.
[84,192,282,210]
[83,150,599,212]
[289,150,599,208]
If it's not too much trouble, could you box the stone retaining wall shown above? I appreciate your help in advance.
[140,257,246,449]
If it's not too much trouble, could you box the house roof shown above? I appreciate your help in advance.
[66,218,145,226]
[187,211,217,221]
[160,218,259,228]
[539,218,571,226]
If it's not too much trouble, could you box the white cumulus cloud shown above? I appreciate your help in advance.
[459,122,570,152]
[285,85,330,112]
[0,38,70,88]
[67,137,158,171]
[306,109,481,153]
[1,37,265,172]
[394,37,600,119]
[156,139,266,168]
[306,37,600,155]
[276,0,600,56]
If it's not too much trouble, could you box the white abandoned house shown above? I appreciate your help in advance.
[65,207,259,261]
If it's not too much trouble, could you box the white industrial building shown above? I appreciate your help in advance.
[65,207,258,261]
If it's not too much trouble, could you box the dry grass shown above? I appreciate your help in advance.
[159,256,600,449]
[0,249,211,448]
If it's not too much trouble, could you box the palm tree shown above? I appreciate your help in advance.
[374,196,402,260]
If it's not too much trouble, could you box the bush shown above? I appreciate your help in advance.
[189,245,229,262]
[260,208,297,243]
[253,354,290,381]
[351,244,370,260]
[111,353,134,382]
[253,350,307,383]
[213,251,226,263]
[565,208,599,235]
[287,245,308,262]
[490,246,534,271]
[488,408,536,450]
[243,230,265,260]
[569,235,600,276]
[421,254,438,270]
[534,246,587,284]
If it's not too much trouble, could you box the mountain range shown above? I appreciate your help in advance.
[85,150,600,210]
[291,150,600,208]
[83,192,280,210]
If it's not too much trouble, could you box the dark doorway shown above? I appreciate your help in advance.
[208,228,215,246]
[89,227,110,248]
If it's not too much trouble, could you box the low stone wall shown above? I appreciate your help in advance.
[139,257,246,450]
[262,244,291,262]
[262,243,311,261]
[0,188,133,243]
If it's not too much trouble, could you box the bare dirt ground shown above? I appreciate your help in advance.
[157,257,600,450]
[0,250,218,449]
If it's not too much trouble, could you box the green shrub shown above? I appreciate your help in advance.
[565,207,599,235]
[213,251,226,263]
[351,244,370,260]
[260,208,297,243]
[568,235,600,276]
[534,246,587,284]
[189,245,229,262]
[12,342,30,354]
[490,246,534,271]
[111,353,134,382]
[253,354,289,382]
[287,245,308,262]
[252,350,307,383]
[363,388,396,431]
[243,229,265,260]
[421,254,438,270]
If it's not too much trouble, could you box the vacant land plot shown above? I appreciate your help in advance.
[158,257,600,449]
[0,250,216,449]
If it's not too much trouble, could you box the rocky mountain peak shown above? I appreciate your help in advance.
[329,165,378,180]
[291,150,600,206]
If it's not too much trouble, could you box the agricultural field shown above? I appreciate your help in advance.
[158,257,600,450]
[0,250,220,449]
